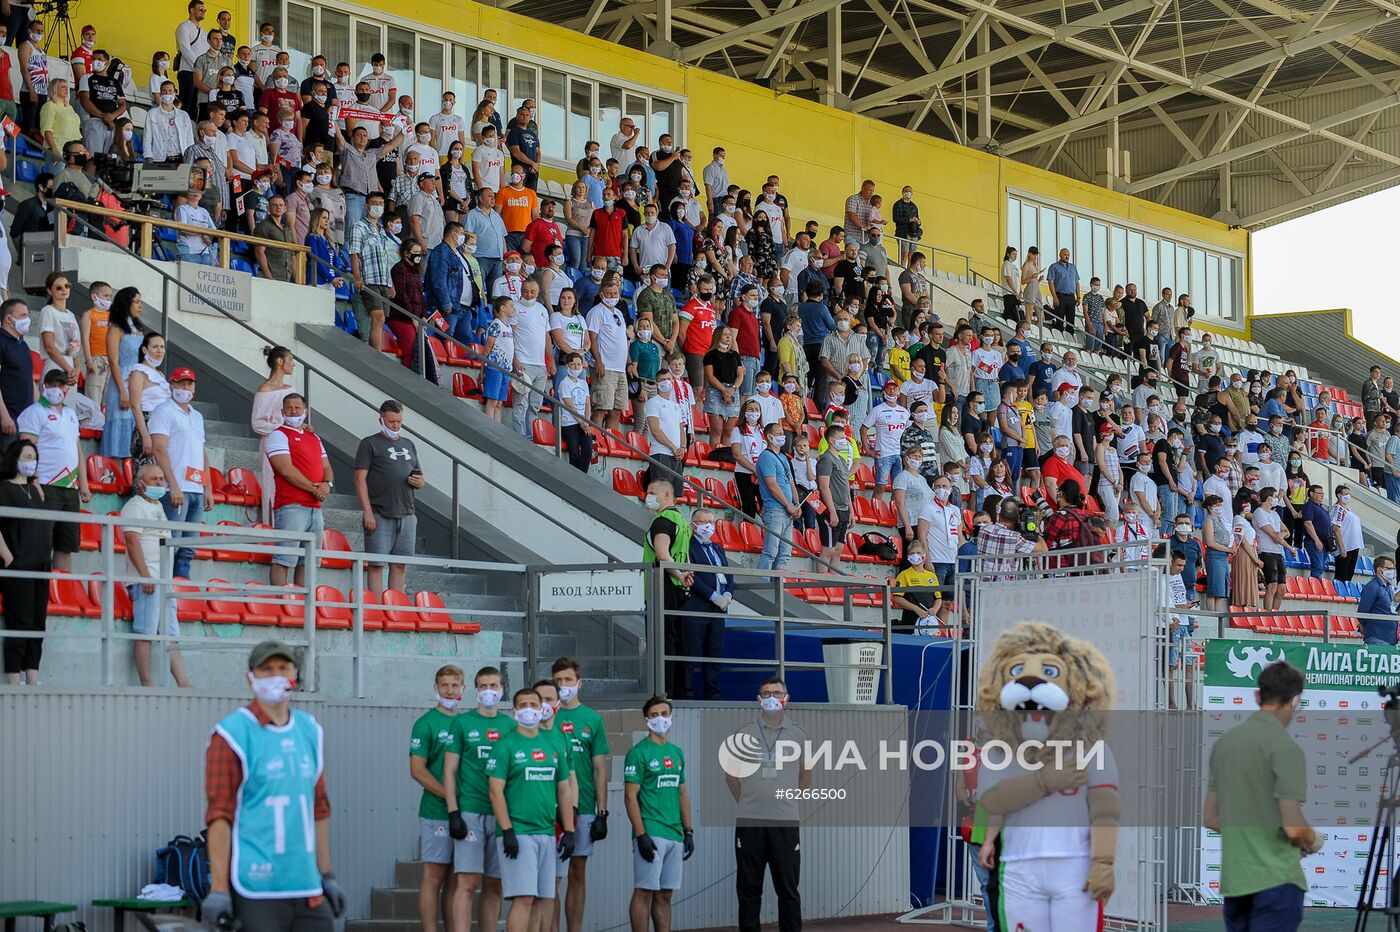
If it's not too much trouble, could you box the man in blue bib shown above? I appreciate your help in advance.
[202,640,348,930]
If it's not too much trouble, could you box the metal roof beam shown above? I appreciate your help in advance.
[1240,165,1400,226]
[680,0,851,62]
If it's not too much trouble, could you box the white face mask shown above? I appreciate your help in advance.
[283,414,307,428]
[172,388,195,405]
[161,93,176,104]
[756,382,772,395]
[693,522,715,541]
[477,687,503,708]
[637,329,653,341]
[601,296,619,308]
[437,694,461,710]
[539,701,556,722]
[557,683,580,702]
[908,551,926,566]
[933,487,952,501]
[646,714,673,735]
[380,418,401,439]
[248,672,294,703]
[759,695,785,713]
[745,411,761,423]
[567,366,584,379]
[1055,447,1072,460]
[16,458,36,478]
[42,386,65,405]
[514,706,544,727]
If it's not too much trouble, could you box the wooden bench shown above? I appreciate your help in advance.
[92,898,195,931]
[0,901,78,932]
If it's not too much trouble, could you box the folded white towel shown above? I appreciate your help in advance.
[139,883,187,902]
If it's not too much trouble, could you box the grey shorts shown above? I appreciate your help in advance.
[420,817,452,864]
[499,833,557,900]
[591,370,628,411]
[273,504,324,567]
[453,812,501,877]
[633,835,684,891]
[556,813,595,876]
[365,512,417,563]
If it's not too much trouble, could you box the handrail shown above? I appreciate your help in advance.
[55,198,310,280]
[51,204,609,563]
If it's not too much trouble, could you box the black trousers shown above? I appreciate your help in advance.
[735,472,760,518]
[736,824,802,932]
[1335,548,1360,582]
[663,582,690,699]
[1054,292,1077,331]
[177,70,199,118]
[1001,293,1022,323]
[646,453,684,496]
[561,423,593,472]
[1,573,48,674]
[803,343,823,398]
[232,892,335,931]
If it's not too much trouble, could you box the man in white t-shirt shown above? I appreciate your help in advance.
[362,53,396,112]
[121,462,193,688]
[510,279,552,441]
[428,91,466,156]
[556,352,593,472]
[629,204,676,280]
[405,121,441,175]
[147,367,211,581]
[917,474,961,624]
[862,382,909,503]
[472,128,506,194]
[1050,354,1084,407]
[1202,456,1234,527]
[174,188,219,265]
[980,708,1119,931]
[17,370,91,570]
[900,360,936,411]
[586,281,630,430]
[645,370,688,495]
[1331,485,1365,582]
[1128,452,1160,529]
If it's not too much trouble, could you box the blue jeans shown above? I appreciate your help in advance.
[969,857,994,932]
[1388,473,1400,504]
[1158,484,1180,535]
[477,257,502,292]
[177,243,218,265]
[757,504,793,570]
[564,236,587,271]
[160,491,205,580]
[1156,334,1173,369]
[1304,540,1327,578]
[1222,882,1303,932]
[740,356,759,397]
[1002,446,1023,483]
[444,307,480,344]
[1084,320,1104,352]
[345,193,367,233]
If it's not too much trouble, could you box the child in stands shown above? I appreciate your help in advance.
[480,296,515,423]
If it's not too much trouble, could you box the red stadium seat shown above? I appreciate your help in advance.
[612,467,642,498]
[320,529,353,569]
[805,397,820,419]
[223,467,262,507]
[206,467,229,504]
[381,329,402,357]
[452,372,481,399]
[313,586,352,630]
[533,419,557,446]
[79,511,102,551]
[241,583,286,626]
[873,499,897,527]
[414,590,452,632]
[355,588,387,630]
[428,336,449,364]
[715,520,745,551]
[30,349,42,381]
[853,463,875,490]
[381,588,421,631]
[87,575,133,620]
[49,570,100,617]
[87,455,129,495]
[626,431,648,456]
[205,579,254,624]
[741,521,765,553]
[446,340,476,368]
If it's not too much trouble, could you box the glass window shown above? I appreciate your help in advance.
[651,99,675,148]
[355,22,381,79]
[1127,230,1143,289]
[1207,254,1221,318]
[1039,207,1057,257]
[284,2,315,80]
[483,53,507,102]
[1007,198,1021,256]
[1144,238,1158,304]
[1058,215,1073,264]
[386,27,414,109]
[623,93,647,148]
[320,11,350,75]
[1190,248,1206,314]
[452,45,479,118]
[598,84,622,154]
[541,68,567,161]
[1021,203,1037,256]
[1110,227,1126,287]
[1075,217,1091,274]
[1221,257,1236,320]
[255,0,281,39]
[1092,222,1107,282]
[1159,242,1175,295]
[1175,246,1189,301]
[417,39,444,125]
[511,62,538,112]
[569,78,592,162]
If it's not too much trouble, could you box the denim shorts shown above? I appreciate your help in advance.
[874,453,902,487]
[273,505,325,567]
[705,386,740,418]
[130,582,179,638]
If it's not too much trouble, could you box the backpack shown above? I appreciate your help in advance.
[1048,507,1096,555]
[857,531,897,562]
[154,831,211,901]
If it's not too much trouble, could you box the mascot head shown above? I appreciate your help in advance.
[975,621,1115,752]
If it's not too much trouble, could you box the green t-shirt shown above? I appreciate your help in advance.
[1207,711,1308,897]
[486,727,571,835]
[556,704,610,815]
[450,710,516,815]
[409,707,458,820]
[623,737,686,842]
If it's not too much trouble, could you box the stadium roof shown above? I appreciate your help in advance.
[504,0,1400,228]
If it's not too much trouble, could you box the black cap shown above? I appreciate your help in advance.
[248,640,297,670]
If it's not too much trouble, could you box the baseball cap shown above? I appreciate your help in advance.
[416,171,436,184]
[171,367,197,383]
[42,368,68,385]
[248,640,297,670]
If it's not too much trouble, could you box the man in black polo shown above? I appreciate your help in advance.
[0,300,35,452]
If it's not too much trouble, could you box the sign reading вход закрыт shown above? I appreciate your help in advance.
[1204,639,1400,695]
[537,570,645,614]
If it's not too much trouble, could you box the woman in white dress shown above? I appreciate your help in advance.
[1020,246,1045,329]
[251,345,295,523]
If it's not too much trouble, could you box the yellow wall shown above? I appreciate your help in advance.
[94,0,1251,325]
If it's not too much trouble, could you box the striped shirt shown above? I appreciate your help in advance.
[347,218,396,286]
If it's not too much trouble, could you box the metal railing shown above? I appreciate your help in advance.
[49,200,611,562]
[648,559,897,704]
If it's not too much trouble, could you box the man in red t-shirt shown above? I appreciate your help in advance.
[266,393,334,588]
[1041,433,1085,503]
[522,198,564,270]
[677,276,719,391]
[588,197,626,265]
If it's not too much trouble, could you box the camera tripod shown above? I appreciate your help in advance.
[1353,744,1400,931]
[34,0,77,60]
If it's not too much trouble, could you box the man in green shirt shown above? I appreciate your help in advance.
[1204,661,1318,929]
[443,666,513,932]
[624,696,693,932]
[409,665,463,932]
[552,657,612,932]
[635,264,677,354]
[487,688,576,932]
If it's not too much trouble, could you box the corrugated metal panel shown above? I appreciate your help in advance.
[0,692,910,930]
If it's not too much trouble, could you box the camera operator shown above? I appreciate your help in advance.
[975,499,1045,581]
[1043,477,1093,571]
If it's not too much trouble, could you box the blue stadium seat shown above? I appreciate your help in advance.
[14,134,41,158]
[619,279,635,299]
[156,226,178,242]
[1283,551,1307,569]
[1358,554,1374,575]
[16,159,37,183]
[230,257,256,274]
[131,132,143,156]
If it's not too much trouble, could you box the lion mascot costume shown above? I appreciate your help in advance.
[975,620,1120,931]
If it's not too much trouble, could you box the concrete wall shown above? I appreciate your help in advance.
[0,692,911,930]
